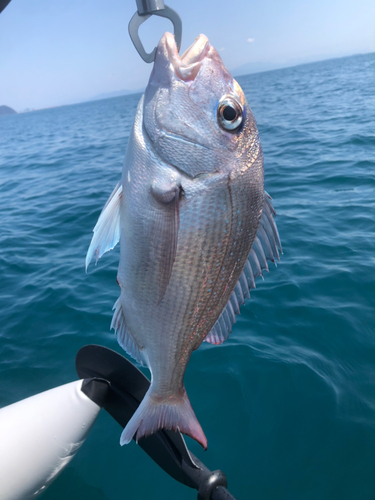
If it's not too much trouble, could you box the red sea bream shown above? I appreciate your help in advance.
[86,33,281,449]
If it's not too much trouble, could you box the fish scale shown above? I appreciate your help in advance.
[149,175,235,375]
[86,32,281,449]
[178,169,260,349]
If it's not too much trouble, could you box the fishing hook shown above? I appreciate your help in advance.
[128,0,182,63]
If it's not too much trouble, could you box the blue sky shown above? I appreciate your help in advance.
[1,0,374,111]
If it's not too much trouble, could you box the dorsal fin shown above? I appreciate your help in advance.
[204,191,282,345]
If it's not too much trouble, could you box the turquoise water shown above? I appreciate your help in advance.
[0,52,374,499]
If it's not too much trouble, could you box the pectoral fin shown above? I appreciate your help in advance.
[151,182,181,303]
[86,182,122,270]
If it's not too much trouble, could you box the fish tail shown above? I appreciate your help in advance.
[120,387,207,450]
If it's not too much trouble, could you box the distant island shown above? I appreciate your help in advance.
[0,105,17,116]
[86,88,145,102]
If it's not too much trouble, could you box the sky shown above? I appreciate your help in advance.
[0,0,374,111]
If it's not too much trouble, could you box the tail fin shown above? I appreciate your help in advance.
[120,387,207,450]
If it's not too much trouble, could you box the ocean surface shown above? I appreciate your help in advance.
[0,52,374,499]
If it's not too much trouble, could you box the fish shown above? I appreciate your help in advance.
[86,32,281,450]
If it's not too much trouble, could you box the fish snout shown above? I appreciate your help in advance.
[162,32,210,81]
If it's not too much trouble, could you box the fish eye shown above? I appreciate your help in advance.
[217,96,243,131]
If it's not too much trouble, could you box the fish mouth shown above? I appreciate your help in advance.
[164,32,210,81]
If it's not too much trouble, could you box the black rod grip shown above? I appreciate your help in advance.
[211,485,237,500]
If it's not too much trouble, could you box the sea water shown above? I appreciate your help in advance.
[0,52,374,499]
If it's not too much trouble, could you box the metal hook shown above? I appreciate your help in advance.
[128,0,182,63]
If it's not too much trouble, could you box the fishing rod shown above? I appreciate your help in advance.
[76,345,237,500]
[0,345,237,500]
[0,0,11,14]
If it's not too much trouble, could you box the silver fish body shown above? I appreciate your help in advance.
[86,33,281,449]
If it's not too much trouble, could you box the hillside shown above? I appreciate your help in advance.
[0,105,17,116]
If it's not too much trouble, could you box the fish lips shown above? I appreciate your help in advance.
[149,32,211,87]
[165,32,210,81]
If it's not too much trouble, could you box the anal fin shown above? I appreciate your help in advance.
[111,297,146,366]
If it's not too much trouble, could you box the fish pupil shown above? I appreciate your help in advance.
[223,105,236,122]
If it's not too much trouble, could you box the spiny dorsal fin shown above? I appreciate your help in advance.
[86,182,122,270]
[204,191,282,345]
